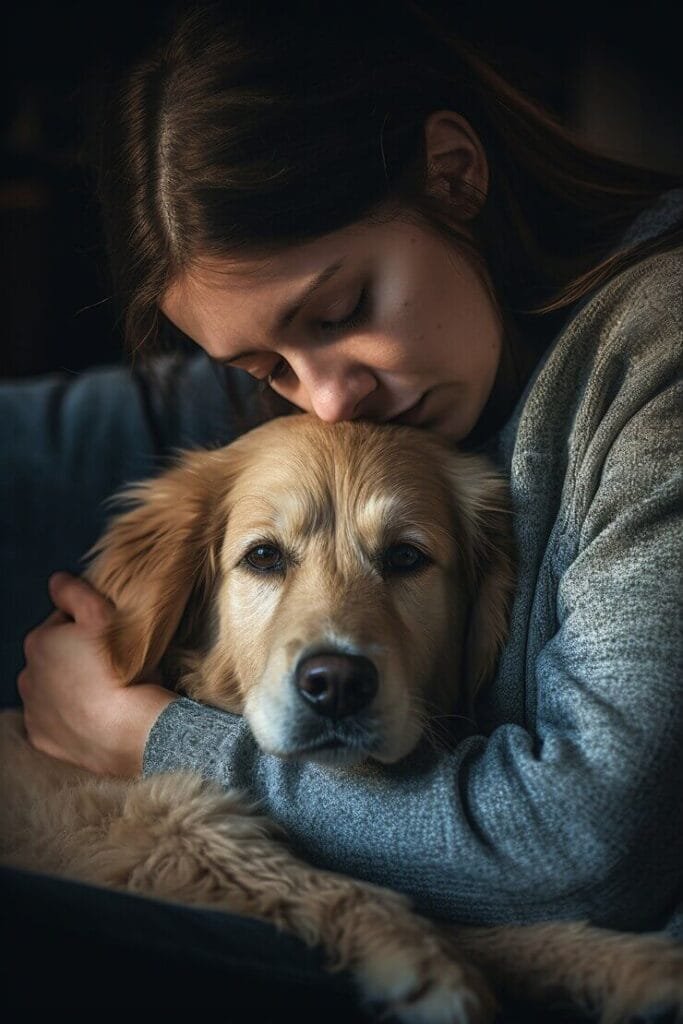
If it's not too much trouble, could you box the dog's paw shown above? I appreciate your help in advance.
[355,946,497,1024]
[600,939,683,1024]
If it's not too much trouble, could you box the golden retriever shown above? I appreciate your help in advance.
[1,414,680,1023]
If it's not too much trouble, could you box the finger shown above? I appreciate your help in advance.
[29,608,71,630]
[23,609,73,663]
[48,571,112,628]
[16,666,29,699]
[42,608,72,626]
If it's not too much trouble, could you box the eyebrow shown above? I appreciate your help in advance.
[222,257,346,364]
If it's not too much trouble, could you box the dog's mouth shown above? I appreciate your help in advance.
[290,740,373,767]
[296,737,347,753]
[282,724,382,765]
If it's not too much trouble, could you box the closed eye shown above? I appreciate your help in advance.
[319,287,370,335]
[216,286,371,384]
[266,290,370,382]
[215,355,287,385]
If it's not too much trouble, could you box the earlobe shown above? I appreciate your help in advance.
[423,109,489,217]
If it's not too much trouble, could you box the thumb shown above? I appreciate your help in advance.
[48,571,113,629]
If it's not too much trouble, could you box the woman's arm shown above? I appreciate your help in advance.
[140,376,683,933]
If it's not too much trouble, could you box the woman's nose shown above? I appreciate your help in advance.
[297,358,377,423]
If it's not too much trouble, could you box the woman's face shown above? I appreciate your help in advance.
[161,213,503,443]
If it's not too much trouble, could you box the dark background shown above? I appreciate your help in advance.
[2,0,682,379]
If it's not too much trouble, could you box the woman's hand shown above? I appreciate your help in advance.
[18,571,176,778]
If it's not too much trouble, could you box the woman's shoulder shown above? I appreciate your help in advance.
[577,186,682,358]
[583,206,680,313]
[587,241,682,334]
[501,239,681,474]
[540,242,681,406]
[548,187,682,383]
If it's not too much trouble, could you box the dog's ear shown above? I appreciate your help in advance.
[83,449,230,684]
[443,453,516,714]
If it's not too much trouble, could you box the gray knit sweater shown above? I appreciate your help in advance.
[144,191,683,937]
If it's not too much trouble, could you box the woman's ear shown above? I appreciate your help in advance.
[423,109,489,218]
[443,453,516,715]
[83,448,230,684]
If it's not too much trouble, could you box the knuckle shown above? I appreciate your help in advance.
[16,667,30,697]
[22,628,38,659]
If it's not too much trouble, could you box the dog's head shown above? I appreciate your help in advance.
[85,415,514,766]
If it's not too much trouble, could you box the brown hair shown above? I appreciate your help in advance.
[97,0,681,423]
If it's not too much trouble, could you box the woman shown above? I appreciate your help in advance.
[14,0,683,958]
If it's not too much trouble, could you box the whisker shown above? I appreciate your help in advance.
[429,712,478,729]
[408,697,454,755]
[416,693,477,730]
[411,694,479,751]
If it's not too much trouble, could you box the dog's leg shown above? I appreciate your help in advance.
[448,921,683,1023]
[1,714,494,1024]
[0,710,109,869]
[81,771,496,1024]
[0,709,153,887]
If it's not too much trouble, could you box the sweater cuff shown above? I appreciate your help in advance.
[142,695,242,781]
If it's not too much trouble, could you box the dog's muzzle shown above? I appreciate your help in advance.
[295,653,379,720]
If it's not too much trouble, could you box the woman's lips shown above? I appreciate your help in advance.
[390,391,429,426]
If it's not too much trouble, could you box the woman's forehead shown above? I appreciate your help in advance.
[160,223,382,352]
[171,218,381,291]
[163,211,412,302]
[161,251,347,355]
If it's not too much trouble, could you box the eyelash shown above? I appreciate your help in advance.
[265,287,371,385]
[319,286,370,335]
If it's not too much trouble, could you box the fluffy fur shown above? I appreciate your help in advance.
[1,415,680,1023]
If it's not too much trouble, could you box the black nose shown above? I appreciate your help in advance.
[295,654,379,719]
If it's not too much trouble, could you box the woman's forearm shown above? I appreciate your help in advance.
[142,690,682,933]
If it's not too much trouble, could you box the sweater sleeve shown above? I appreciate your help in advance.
[143,372,683,934]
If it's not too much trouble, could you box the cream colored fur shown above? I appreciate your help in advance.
[1,415,680,1023]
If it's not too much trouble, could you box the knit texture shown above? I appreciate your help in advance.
[144,192,683,936]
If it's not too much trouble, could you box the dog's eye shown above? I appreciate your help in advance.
[244,544,284,571]
[382,543,429,574]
